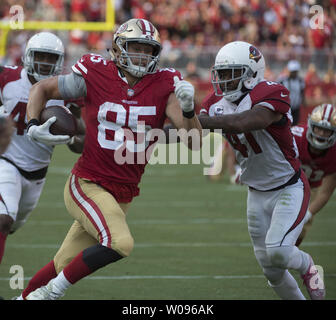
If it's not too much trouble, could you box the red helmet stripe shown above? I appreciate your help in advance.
[139,19,154,36]
[138,19,147,35]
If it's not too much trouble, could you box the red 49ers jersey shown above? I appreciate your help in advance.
[292,125,336,188]
[200,81,301,190]
[71,53,180,196]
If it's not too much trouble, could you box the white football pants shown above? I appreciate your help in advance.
[247,174,311,299]
[0,159,46,232]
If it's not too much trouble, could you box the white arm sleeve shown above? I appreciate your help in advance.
[58,72,87,100]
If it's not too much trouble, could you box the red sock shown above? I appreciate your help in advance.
[22,260,57,299]
[0,232,7,264]
[63,251,92,284]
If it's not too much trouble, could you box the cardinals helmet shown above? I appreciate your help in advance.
[211,41,265,102]
[23,32,64,82]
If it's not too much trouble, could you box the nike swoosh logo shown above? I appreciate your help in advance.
[280,92,288,97]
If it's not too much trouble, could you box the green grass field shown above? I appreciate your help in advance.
[1,140,335,300]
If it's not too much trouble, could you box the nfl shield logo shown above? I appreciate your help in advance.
[127,89,135,97]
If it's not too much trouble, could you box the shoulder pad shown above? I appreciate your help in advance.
[0,65,23,91]
[250,81,290,105]
[199,91,222,115]
[72,53,108,77]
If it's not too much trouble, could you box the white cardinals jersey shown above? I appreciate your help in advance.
[200,81,301,191]
[0,65,64,171]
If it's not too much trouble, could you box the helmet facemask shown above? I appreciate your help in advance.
[115,37,161,78]
[307,120,336,150]
[211,64,254,101]
[212,41,265,102]
[23,49,64,82]
[112,19,162,78]
[306,104,336,150]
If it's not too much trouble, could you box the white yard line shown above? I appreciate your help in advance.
[6,241,336,249]
[24,216,336,226]
[37,201,246,208]
[25,217,248,226]
[0,273,335,281]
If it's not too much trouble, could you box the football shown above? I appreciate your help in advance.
[40,105,77,137]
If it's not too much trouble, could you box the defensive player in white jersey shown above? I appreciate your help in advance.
[199,41,325,300]
[0,32,85,265]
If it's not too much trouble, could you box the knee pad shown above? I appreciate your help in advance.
[266,246,293,269]
[83,244,124,272]
[254,249,285,284]
[263,267,285,284]
[254,249,270,268]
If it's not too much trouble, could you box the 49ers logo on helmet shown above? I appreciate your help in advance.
[249,46,262,63]
[136,19,155,36]
[116,23,128,34]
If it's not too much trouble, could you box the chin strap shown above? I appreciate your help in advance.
[106,48,115,60]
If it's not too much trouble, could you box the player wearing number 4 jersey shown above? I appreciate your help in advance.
[18,18,202,300]
[0,32,85,266]
[199,41,325,300]
[291,104,336,246]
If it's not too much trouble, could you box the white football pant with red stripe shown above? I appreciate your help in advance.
[247,174,312,299]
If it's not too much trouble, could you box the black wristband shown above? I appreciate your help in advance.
[27,119,40,132]
[182,110,195,119]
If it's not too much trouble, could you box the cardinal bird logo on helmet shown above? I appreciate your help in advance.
[249,46,262,63]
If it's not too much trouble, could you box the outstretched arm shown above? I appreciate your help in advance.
[198,105,283,133]
[27,76,62,121]
[27,73,86,121]
[309,172,336,216]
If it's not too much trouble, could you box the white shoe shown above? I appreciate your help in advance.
[301,256,325,300]
[26,279,64,300]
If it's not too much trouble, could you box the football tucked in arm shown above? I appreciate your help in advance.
[40,105,78,137]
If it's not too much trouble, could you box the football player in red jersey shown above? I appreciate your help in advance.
[198,41,324,299]
[291,104,336,246]
[18,19,202,300]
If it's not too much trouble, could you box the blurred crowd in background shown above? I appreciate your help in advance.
[0,0,335,120]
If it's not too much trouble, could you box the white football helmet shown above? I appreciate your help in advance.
[111,18,162,78]
[211,41,265,102]
[307,104,336,150]
[23,32,64,82]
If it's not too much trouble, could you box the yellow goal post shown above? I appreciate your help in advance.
[0,0,115,59]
